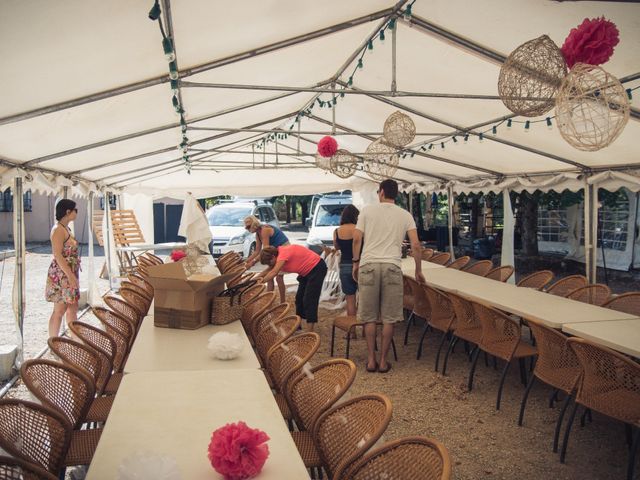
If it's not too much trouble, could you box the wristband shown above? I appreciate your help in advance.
[352,258,360,263]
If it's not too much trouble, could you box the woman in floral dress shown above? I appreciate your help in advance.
[46,199,80,338]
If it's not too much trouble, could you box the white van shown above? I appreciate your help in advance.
[305,194,353,254]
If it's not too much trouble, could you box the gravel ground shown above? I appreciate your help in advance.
[0,247,637,479]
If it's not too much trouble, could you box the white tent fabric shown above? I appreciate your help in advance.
[0,0,638,198]
[177,193,211,250]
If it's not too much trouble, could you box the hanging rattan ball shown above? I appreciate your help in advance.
[315,154,331,171]
[383,111,416,147]
[363,139,399,181]
[498,35,567,117]
[329,149,358,178]
[555,63,630,152]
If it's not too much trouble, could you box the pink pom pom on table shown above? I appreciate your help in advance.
[317,136,338,158]
[170,249,186,262]
[207,421,270,480]
[561,17,619,69]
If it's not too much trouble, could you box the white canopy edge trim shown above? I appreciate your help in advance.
[0,166,120,197]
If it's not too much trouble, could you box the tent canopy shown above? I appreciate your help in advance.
[1,0,639,198]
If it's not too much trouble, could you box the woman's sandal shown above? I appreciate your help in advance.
[378,362,392,373]
[365,361,378,373]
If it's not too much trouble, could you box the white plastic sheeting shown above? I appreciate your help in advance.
[500,189,515,283]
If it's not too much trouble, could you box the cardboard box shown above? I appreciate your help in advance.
[146,262,232,330]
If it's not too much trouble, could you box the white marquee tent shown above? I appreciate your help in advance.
[0,0,639,367]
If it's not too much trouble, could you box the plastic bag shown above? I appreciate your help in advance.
[319,250,345,310]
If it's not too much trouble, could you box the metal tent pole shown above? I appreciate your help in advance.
[87,191,95,305]
[591,185,599,283]
[12,177,25,369]
[447,184,455,259]
[583,180,593,283]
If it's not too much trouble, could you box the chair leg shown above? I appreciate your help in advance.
[442,336,458,376]
[518,358,528,386]
[467,347,481,391]
[549,388,559,408]
[391,337,398,361]
[416,325,429,360]
[580,408,592,427]
[518,374,536,426]
[628,428,640,480]
[403,312,414,345]
[554,394,573,453]
[496,360,511,410]
[560,402,581,463]
[345,328,352,359]
[434,330,449,372]
[330,324,336,357]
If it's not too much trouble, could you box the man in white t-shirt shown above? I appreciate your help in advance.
[353,179,425,373]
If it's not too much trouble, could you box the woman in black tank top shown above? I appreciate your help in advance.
[333,205,360,316]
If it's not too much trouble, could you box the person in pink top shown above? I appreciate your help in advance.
[258,245,327,331]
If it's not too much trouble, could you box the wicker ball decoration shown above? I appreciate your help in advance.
[363,139,400,181]
[383,111,416,147]
[315,154,331,171]
[555,63,630,152]
[329,149,358,178]
[498,35,567,117]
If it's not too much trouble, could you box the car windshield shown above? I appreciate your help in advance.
[315,204,346,227]
[207,207,252,226]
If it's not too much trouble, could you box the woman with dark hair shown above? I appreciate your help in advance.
[333,204,360,316]
[258,245,327,331]
[45,199,80,337]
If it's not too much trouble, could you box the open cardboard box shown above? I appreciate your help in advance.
[146,262,232,329]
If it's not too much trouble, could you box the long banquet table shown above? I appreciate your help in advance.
[86,369,309,479]
[124,315,260,373]
[563,319,640,358]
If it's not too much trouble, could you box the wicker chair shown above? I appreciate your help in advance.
[253,308,298,365]
[334,436,452,480]
[429,253,451,266]
[417,286,456,372]
[92,306,136,349]
[421,248,435,261]
[119,281,153,305]
[602,292,640,315]
[462,260,493,276]
[313,394,393,479]
[0,400,70,477]
[288,360,357,473]
[545,275,588,297]
[119,287,151,318]
[516,270,554,290]
[484,265,514,282]
[403,276,430,346]
[239,282,266,306]
[561,338,640,479]
[68,322,122,395]
[19,361,102,468]
[403,275,415,314]
[103,295,143,331]
[225,264,247,286]
[517,319,581,452]
[142,252,163,265]
[469,303,538,409]
[446,256,470,270]
[241,291,278,341]
[219,256,243,274]
[442,292,483,376]
[330,316,399,361]
[127,273,154,297]
[135,262,149,278]
[565,284,611,306]
[0,455,58,480]
[216,252,241,272]
[48,337,107,395]
[228,271,254,289]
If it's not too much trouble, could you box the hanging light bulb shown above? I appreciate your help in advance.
[170,80,179,93]
[546,117,553,130]
[162,38,175,62]
[492,125,497,135]
[507,119,512,128]
[524,121,531,133]
[479,133,484,142]
[452,136,458,146]
[357,58,364,69]
[389,18,396,30]
[367,40,373,52]
[404,4,412,21]
[379,30,386,44]
[169,61,179,80]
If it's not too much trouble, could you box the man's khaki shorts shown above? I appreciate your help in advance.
[357,262,404,324]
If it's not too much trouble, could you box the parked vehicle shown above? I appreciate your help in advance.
[305,194,353,254]
[206,200,279,258]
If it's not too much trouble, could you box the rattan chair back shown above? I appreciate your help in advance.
[225,264,247,286]
[135,262,149,277]
[143,252,163,265]
[568,338,640,426]
[103,295,143,329]
[218,255,243,274]
[546,275,588,297]
[119,287,151,318]
[484,265,514,282]
[240,283,266,306]
[446,256,470,270]
[421,248,435,261]
[462,260,493,276]
[93,306,135,349]
[228,271,254,289]
[402,275,415,311]
[266,332,320,394]
[313,394,393,479]
[68,321,117,375]
[47,337,105,395]
[405,277,429,320]
[137,255,156,268]
[423,285,455,332]
[0,399,70,476]
[335,436,452,480]
[254,313,300,365]
[566,284,611,306]
[120,281,153,304]
[241,290,277,333]
[516,270,554,290]
[127,273,154,297]
[20,359,94,429]
[0,455,58,480]
[472,302,522,361]
[429,253,451,265]
[527,320,580,394]
[446,292,482,344]
[602,292,640,315]
[216,252,240,271]
[286,359,356,432]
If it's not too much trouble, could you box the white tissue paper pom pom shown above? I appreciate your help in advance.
[117,452,182,480]
[207,331,244,360]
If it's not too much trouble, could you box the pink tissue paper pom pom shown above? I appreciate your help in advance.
[561,17,619,69]
[170,249,186,262]
[207,421,270,480]
[317,136,338,158]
